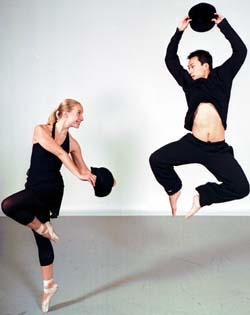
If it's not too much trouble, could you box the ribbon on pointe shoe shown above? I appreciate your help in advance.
[45,221,59,242]
[41,279,58,313]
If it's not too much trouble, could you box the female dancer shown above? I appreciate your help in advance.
[1,98,96,312]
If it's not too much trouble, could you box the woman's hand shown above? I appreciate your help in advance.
[212,13,225,24]
[79,171,96,186]
[178,16,192,32]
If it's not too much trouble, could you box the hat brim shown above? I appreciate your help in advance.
[190,20,215,32]
[189,3,216,32]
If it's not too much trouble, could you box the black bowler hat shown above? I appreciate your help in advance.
[91,167,115,197]
[189,3,216,32]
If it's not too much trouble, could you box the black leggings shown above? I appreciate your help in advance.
[1,189,54,266]
[149,133,249,207]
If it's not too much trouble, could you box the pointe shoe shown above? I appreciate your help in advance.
[41,279,58,313]
[45,222,59,242]
[35,223,49,237]
[35,222,59,242]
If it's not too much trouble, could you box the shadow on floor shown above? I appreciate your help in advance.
[51,235,250,311]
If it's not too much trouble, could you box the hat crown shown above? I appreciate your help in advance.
[188,2,216,32]
[91,166,114,197]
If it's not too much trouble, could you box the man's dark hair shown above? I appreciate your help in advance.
[187,50,213,70]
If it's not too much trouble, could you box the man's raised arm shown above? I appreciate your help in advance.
[214,13,247,79]
[165,17,192,87]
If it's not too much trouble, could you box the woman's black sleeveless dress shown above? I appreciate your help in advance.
[25,123,70,218]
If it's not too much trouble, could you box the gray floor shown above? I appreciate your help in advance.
[1,216,250,315]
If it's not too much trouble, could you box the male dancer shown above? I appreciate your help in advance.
[149,13,249,218]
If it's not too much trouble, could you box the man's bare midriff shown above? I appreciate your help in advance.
[192,102,225,142]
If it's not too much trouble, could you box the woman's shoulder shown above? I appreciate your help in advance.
[35,123,52,133]
[32,124,52,143]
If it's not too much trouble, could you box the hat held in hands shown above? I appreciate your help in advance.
[91,167,115,197]
[188,3,217,32]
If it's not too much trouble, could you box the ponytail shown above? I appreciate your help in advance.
[47,109,58,125]
[47,99,82,125]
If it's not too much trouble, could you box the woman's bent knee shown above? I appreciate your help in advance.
[1,198,11,217]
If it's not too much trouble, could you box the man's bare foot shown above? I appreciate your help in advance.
[169,190,181,216]
[185,194,201,219]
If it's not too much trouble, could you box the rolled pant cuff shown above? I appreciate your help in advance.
[165,183,182,196]
[196,186,209,207]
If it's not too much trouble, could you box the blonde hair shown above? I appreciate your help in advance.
[48,99,82,125]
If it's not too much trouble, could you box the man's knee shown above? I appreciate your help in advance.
[149,149,168,169]
[149,151,158,169]
[234,178,250,199]
[238,182,250,199]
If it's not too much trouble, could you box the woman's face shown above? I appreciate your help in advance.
[66,104,84,128]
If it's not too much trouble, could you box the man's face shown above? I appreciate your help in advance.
[188,56,209,80]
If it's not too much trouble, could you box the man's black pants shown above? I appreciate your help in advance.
[149,133,249,207]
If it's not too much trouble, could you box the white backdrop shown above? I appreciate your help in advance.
[1,0,250,215]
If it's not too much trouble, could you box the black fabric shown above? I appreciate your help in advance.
[149,134,249,207]
[1,189,55,266]
[26,123,69,190]
[165,19,247,131]
[32,230,54,266]
[91,167,114,197]
[1,123,70,266]
[188,3,216,32]
[25,123,69,217]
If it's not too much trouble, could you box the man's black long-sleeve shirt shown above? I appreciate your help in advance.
[165,19,247,131]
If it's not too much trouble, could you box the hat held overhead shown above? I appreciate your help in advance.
[188,3,217,32]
